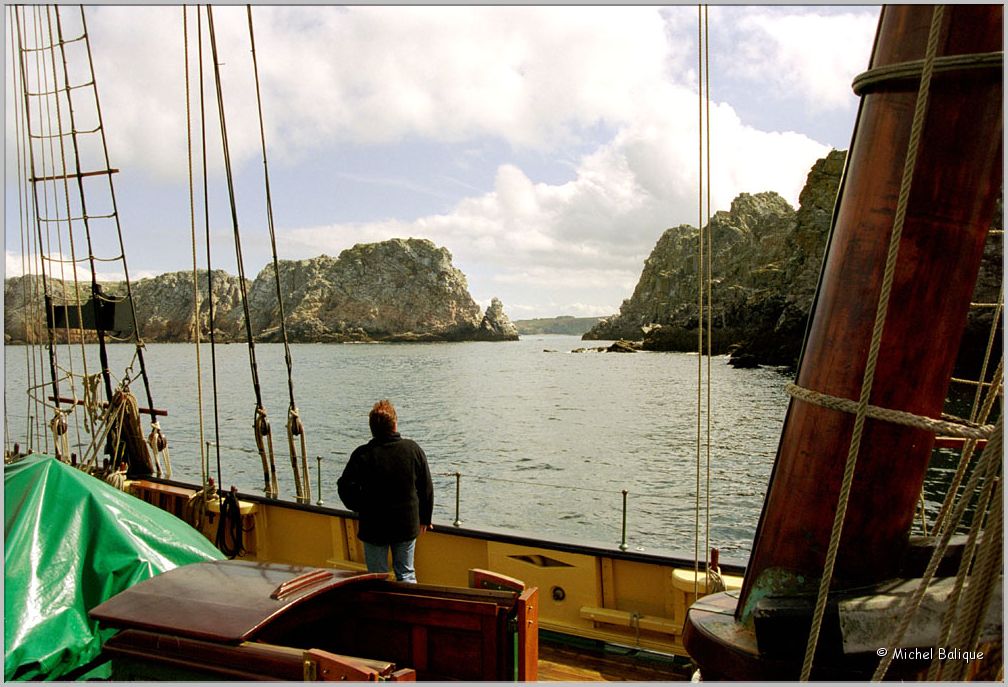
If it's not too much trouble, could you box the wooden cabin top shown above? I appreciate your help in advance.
[90,560,392,643]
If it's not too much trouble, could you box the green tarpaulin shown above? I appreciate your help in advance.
[4,454,224,681]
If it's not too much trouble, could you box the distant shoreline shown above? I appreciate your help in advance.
[513,315,602,337]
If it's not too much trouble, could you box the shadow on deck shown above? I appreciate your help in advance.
[538,633,693,682]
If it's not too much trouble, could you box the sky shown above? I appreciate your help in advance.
[5,4,880,320]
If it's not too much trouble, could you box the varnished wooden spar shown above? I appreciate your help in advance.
[48,395,168,417]
[684,4,1002,679]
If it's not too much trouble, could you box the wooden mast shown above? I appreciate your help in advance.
[684,4,1002,679]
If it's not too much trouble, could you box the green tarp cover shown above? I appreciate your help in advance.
[4,454,224,681]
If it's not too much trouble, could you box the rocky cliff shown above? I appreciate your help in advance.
[4,238,518,344]
[584,150,1002,371]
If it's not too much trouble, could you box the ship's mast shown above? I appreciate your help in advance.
[684,4,1002,680]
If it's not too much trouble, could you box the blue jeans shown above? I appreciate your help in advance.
[363,539,417,583]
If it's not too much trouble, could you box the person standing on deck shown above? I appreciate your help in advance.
[337,399,434,583]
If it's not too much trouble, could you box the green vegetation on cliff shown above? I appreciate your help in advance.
[514,316,602,336]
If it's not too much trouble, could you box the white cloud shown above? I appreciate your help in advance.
[714,7,878,112]
[6,250,25,278]
[3,250,133,284]
[283,92,830,317]
[7,5,879,318]
[72,5,676,178]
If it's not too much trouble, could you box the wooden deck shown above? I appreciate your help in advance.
[538,638,692,681]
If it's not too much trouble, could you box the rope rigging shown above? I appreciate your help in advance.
[193,5,226,504]
[799,6,958,680]
[693,3,716,600]
[205,5,280,500]
[192,6,312,505]
[246,5,312,504]
[9,4,163,477]
[182,6,208,495]
[13,7,63,454]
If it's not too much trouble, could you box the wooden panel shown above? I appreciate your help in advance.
[518,586,540,681]
[488,541,599,631]
[600,558,617,608]
[248,582,521,681]
[104,629,408,681]
[128,480,195,520]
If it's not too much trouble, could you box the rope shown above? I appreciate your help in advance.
[194,6,225,505]
[148,420,171,479]
[38,5,88,457]
[926,429,1000,680]
[967,290,1002,422]
[945,473,1002,680]
[786,383,997,440]
[185,479,217,532]
[48,409,69,461]
[207,6,277,498]
[693,4,704,599]
[13,7,63,436]
[287,408,312,503]
[799,6,946,680]
[872,415,1002,680]
[215,488,245,559]
[247,5,310,503]
[693,2,715,601]
[932,360,1002,534]
[254,406,279,498]
[433,471,628,496]
[852,50,1002,96]
[104,461,127,491]
[702,3,714,599]
[10,9,42,453]
[72,6,160,426]
[182,6,207,491]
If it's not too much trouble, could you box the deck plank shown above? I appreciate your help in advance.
[538,641,690,681]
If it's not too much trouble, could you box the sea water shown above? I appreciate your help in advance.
[5,336,794,561]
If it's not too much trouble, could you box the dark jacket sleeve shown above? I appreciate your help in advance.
[415,445,434,526]
[337,449,365,513]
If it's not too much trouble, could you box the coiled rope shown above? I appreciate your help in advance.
[215,487,245,559]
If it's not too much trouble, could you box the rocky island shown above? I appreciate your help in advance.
[585,150,1002,371]
[4,238,519,344]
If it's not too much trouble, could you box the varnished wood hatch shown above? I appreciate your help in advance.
[90,559,539,681]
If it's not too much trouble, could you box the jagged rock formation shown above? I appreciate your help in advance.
[584,149,1002,371]
[247,239,516,343]
[4,238,518,344]
[583,149,842,366]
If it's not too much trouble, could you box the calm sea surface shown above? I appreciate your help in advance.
[5,337,794,561]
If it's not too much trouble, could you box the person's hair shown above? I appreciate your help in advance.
[369,399,397,437]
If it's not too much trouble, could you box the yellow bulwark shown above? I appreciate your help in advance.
[129,480,742,657]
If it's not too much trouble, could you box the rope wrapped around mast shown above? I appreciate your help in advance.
[785,383,997,440]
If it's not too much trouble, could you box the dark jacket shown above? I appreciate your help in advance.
[337,432,434,545]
